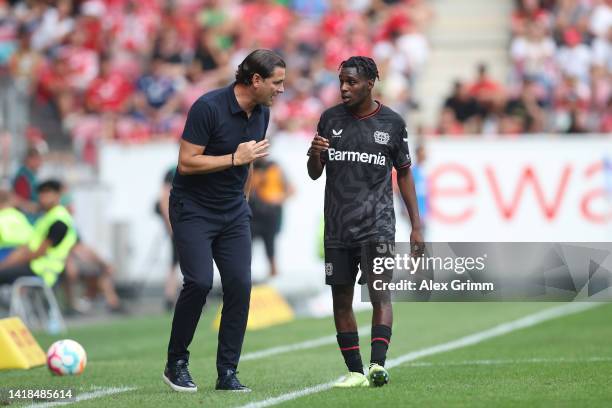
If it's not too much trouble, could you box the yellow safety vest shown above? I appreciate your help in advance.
[29,205,77,287]
[0,207,33,248]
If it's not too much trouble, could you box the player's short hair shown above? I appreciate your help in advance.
[339,56,380,81]
[235,49,286,85]
[38,179,63,194]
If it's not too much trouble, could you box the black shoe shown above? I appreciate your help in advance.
[163,359,197,392]
[215,369,251,392]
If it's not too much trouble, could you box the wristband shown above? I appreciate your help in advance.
[231,153,235,166]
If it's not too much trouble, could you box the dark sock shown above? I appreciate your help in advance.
[336,332,363,373]
[370,325,392,366]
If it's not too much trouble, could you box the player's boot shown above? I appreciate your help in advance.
[216,369,251,392]
[333,371,370,388]
[163,359,197,392]
[368,363,389,387]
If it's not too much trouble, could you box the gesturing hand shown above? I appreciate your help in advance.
[234,139,269,166]
[309,134,329,156]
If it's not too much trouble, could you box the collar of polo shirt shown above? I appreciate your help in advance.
[228,82,262,115]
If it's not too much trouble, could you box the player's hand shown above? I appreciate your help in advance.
[309,134,329,155]
[234,140,269,165]
[410,228,425,257]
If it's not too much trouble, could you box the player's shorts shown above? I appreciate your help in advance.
[324,243,395,286]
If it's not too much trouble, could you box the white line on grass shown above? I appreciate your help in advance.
[237,302,601,408]
[407,356,612,367]
[241,325,370,361]
[23,386,136,408]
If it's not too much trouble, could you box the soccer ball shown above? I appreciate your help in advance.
[46,339,87,375]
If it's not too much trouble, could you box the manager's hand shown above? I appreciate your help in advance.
[234,140,269,166]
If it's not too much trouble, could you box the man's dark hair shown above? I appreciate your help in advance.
[235,49,286,85]
[339,56,380,81]
[38,179,63,193]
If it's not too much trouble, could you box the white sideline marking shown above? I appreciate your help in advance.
[241,325,370,361]
[23,386,136,407]
[407,356,612,367]
[237,302,600,408]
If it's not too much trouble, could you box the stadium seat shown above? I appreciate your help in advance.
[7,277,66,334]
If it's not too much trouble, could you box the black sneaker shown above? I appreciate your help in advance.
[163,359,197,392]
[215,369,251,392]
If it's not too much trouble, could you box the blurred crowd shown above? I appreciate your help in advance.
[438,0,612,136]
[0,0,433,163]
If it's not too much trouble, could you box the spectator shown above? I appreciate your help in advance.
[31,0,75,53]
[6,25,42,159]
[132,57,182,139]
[85,55,133,115]
[556,28,592,85]
[12,145,42,218]
[552,74,591,133]
[510,21,556,97]
[553,0,590,44]
[64,240,126,314]
[249,159,294,278]
[443,80,482,131]
[592,26,612,71]
[468,63,505,129]
[239,0,293,50]
[589,0,612,39]
[600,96,612,132]
[504,79,546,133]
[511,0,552,36]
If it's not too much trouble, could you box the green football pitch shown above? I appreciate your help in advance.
[3,302,612,407]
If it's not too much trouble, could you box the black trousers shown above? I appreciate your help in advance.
[0,264,36,285]
[167,194,252,376]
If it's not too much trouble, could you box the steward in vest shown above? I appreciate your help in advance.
[0,189,33,261]
[0,180,77,286]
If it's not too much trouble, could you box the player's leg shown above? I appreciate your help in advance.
[212,211,252,392]
[327,248,369,387]
[164,197,219,392]
[368,298,392,386]
[363,244,393,387]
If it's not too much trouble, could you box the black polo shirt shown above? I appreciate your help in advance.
[172,83,270,211]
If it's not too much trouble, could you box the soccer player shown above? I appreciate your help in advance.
[307,56,423,388]
[163,49,285,393]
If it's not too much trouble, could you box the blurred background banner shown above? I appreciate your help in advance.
[423,137,612,242]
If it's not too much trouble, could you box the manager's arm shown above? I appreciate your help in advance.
[178,139,269,175]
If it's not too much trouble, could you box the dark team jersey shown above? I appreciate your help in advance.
[311,102,411,248]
